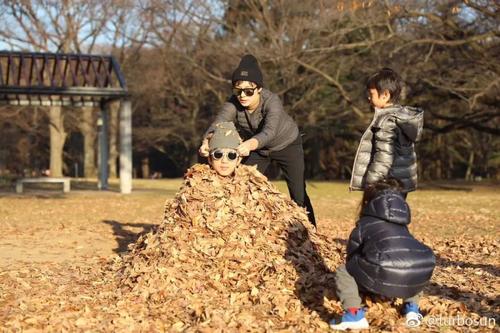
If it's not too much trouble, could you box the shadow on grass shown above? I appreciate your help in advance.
[103,220,157,254]
[73,179,180,196]
[425,282,499,321]
[427,255,500,320]
[419,183,473,192]
[72,180,121,192]
[0,182,67,199]
[285,222,337,323]
[290,235,499,322]
[436,255,499,277]
[0,178,180,198]
[0,193,67,199]
[0,178,120,196]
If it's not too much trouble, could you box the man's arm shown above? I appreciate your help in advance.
[365,116,397,184]
[203,101,237,139]
[237,138,258,156]
[251,94,284,149]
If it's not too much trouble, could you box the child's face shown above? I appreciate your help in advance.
[367,88,392,108]
[209,148,241,177]
[233,81,262,109]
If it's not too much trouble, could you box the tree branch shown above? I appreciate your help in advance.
[293,58,365,118]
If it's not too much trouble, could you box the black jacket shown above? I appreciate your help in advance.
[345,190,435,298]
[350,105,424,192]
[204,89,299,152]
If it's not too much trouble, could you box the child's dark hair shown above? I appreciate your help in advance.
[358,178,405,219]
[366,68,403,104]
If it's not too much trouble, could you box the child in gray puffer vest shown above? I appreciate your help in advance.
[350,68,424,194]
[331,178,435,331]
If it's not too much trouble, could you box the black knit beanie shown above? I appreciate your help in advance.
[231,54,263,87]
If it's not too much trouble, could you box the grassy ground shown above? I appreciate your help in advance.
[0,177,498,331]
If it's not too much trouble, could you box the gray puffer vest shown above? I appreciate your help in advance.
[350,105,424,192]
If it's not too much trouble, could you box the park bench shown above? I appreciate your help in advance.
[16,177,71,193]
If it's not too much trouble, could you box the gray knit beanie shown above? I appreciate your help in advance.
[209,122,241,151]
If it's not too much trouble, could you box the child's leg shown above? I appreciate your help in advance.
[331,264,370,329]
[335,264,362,309]
[402,291,423,319]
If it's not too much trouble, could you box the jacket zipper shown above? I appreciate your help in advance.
[349,107,391,190]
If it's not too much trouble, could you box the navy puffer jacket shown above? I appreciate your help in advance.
[346,190,435,298]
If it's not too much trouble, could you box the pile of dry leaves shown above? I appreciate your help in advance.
[113,163,341,331]
[0,164,498,332]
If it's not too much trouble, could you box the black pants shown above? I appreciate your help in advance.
[243,136,316,226]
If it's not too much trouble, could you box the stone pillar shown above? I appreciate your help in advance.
[97,103,109,189]
[49,105,66,177]
[119,99,132,194]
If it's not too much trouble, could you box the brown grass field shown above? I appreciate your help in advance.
[0,178,498,332]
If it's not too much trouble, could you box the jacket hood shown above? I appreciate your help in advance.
[363,190,411,225]
[393,106,424,142]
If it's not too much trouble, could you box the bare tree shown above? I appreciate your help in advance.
[0,106,44,175]
[0,1,114,177]
[0,0,145,178]
[1,0,497,180]
[216,0,499,179]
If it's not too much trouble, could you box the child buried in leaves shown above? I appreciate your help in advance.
[114,122,325,330]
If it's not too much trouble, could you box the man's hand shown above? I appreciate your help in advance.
[237,138,259,157]
[198,138,210,157]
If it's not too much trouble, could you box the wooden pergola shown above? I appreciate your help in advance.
[0,51,132,193]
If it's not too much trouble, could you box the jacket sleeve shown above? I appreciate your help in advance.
[346,222,363,261]
[252,94,284,149]
[203,101,237,139]
[365,116,397,184]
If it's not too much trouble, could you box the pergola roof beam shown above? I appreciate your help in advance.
[0,51,128,100]
[0,86,128,97]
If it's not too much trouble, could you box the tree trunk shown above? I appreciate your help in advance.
[49,106,66,177]
[108,101,120,178]
[141,157,150,178]
[436,135,443,179]
[465,151,474,181]
[79,106,97,178]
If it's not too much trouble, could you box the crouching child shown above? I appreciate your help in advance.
[331,178,435,330]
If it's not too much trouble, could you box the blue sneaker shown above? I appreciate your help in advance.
[402,302,423,328]
[330,307,369,331]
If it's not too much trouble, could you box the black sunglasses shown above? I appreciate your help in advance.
[232,87,258,97]
[210,149,239,161]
